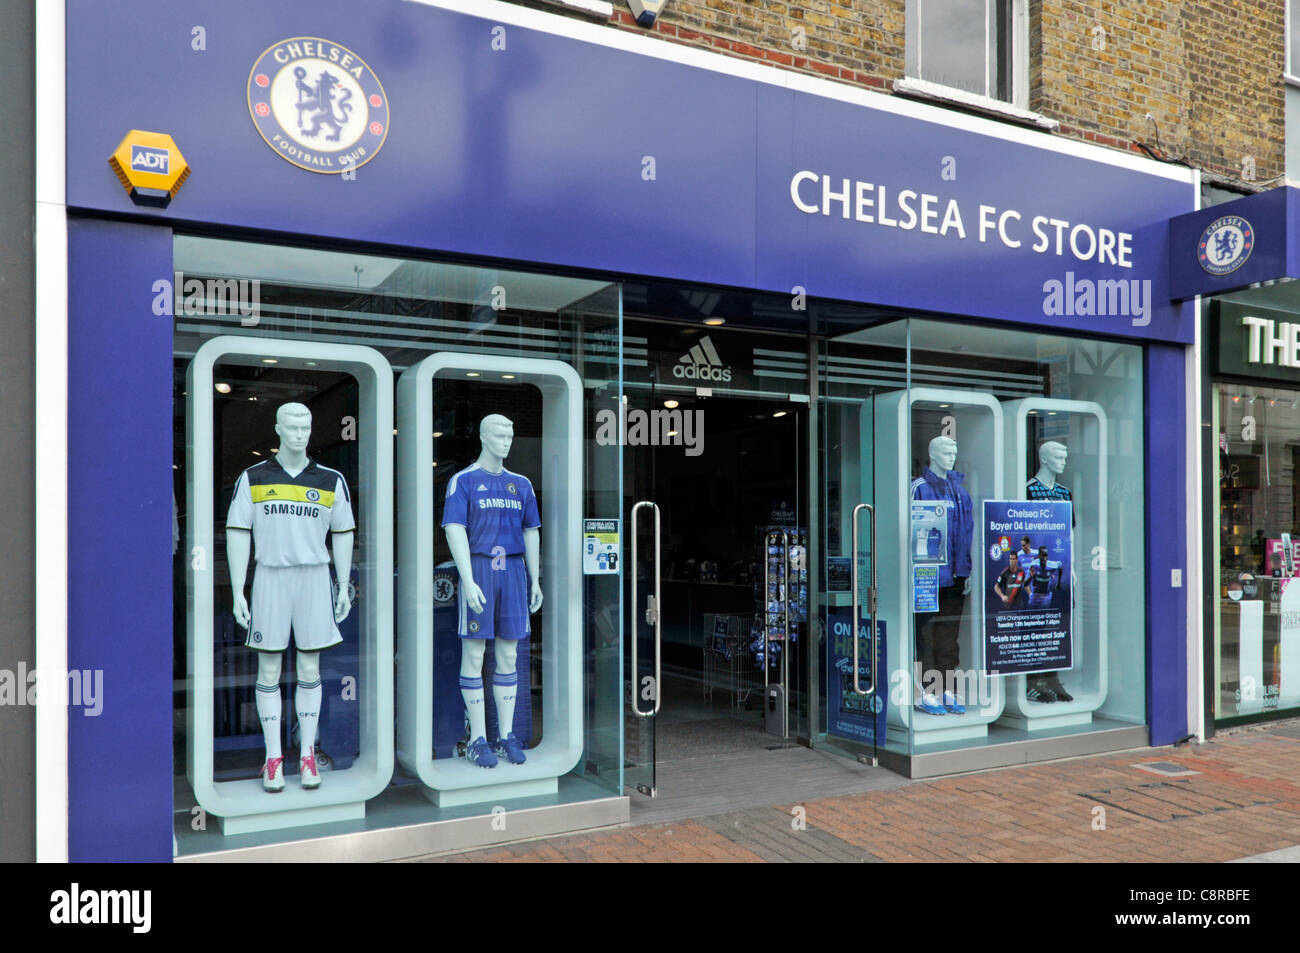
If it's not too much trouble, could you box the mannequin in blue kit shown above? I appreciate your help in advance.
[910,435,973,715]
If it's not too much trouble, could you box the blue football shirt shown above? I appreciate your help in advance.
[441,464,541,555]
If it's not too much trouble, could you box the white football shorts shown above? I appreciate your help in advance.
[246,564,342,652]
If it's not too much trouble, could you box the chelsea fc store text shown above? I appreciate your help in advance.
[46,0,1201,860]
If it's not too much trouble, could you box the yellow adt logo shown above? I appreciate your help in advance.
[108,131,190,207]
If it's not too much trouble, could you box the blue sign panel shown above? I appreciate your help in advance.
[66,0,1195,341]
[1168,186,1295,300]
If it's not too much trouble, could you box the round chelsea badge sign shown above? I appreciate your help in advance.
[1197,215,1253,276]
[247,37,389,174]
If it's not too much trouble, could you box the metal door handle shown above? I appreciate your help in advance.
[631,501,661,717]
[851,503,877,698]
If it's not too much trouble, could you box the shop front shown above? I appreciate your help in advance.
[55,0,1198,861]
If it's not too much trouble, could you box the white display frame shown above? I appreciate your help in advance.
[1000,399,1108,730]
[875,387,1005,746]
[396,354,583,805]
[186,337,394,834]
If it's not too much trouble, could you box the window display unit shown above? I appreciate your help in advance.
[396,354,584,807]
[172,236,624,858]
[1000,400,1108,730]
[185,336,393,835]
[820,318,1149,770]
[876,387,1006,746]
[903,320,1149,748]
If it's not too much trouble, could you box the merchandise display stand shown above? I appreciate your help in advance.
[874,388,1005,747]
[999,399,1108,731]
[186,337,394,835]
[753,526,806,737]
[395,354,583,807]
[702,613,758,710]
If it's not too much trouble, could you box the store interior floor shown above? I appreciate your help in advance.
[653,662,776,761]
[626,661,905,825]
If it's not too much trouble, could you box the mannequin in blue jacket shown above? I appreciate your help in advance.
[910,435,973,715]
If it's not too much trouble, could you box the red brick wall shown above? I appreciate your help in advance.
[509,0,1286,186]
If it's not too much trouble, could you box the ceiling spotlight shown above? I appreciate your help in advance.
[251,450,262,457]
[248,396,257,402]
[773,411,787,418]
[261,358,278,365]
[664,399,679,409]
[214,382,232,394]
[433,431,443,438]
[667,430,679,437]
[502,374,516,379]
[703,318,725,326]
[305,361,318,367]
[938,403,950,408]
[467,372,480,378]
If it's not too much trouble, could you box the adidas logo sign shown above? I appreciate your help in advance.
[673,335,732,382]
[266,489,277,496]
[477,484,488,491]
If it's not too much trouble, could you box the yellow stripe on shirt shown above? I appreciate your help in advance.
[250,484,336,507]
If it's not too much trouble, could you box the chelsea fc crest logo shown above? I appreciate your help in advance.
[506,482,518,495]
[1198,215,1253,276]
[247,37,389,174]
[305,488,320,502]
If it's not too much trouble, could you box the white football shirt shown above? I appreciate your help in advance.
[227,457,355,567]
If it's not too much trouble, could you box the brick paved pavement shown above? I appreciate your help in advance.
[416,720,1300,863]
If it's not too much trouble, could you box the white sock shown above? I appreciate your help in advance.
[295,677,322,759]
[493,669,519,740]
[460,675,486,741]
[255,681,282,761]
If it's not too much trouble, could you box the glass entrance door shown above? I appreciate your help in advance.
[621,319,810,795]
[815,321,909,762]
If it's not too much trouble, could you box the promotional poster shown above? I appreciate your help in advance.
[826,610,887,745]
[910,500,947,613]
[983,501,1073,675]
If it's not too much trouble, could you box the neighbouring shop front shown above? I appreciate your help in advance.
[1171,187,1300,731]
[1206,296,1300,726]
[58,0,1198,861]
